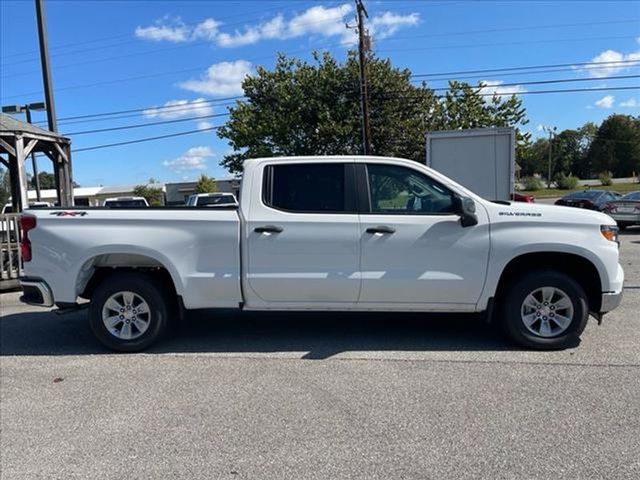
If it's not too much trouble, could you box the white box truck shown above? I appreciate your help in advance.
[426,127,515,201]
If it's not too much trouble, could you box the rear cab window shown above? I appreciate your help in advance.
[262,163,355,213]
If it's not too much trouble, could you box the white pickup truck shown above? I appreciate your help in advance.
[19,156,623,351]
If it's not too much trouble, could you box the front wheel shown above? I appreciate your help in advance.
[500,270,589,350]
[89,272,170,352]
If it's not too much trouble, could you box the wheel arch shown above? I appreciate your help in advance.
[76,248,183,302]
[494,252,603,313]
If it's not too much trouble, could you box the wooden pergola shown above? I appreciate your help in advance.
[0,113,73,211]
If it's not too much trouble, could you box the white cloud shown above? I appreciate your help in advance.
[179,60,252,96]
[135,16,221,43]
[369,12,420,40]
[478,80,527,98]
[142,98,212,119]
[576,48,640,78]
[163,146,213,172]
[620,98,639,108]
[595,95,615,109]
[135,16,190,42]
[536,124,545,132]
[136,4,419,49]
[192,18,222,41]
[217,15,287,47]
[197,120,214,131]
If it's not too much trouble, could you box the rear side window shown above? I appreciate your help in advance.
[263,163,351,213]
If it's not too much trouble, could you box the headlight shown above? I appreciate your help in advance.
[601,225,619,245]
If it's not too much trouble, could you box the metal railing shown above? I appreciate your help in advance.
[1,214,23,288]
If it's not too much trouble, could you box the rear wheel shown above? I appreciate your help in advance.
[89,272,170,352]
[500,270,589,350]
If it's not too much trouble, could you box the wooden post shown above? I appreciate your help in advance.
[14,136,29,212]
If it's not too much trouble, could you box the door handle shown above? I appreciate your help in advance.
[254,225,283,234]
[366,226,396,234]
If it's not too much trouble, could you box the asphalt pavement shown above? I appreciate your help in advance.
[1,229,639,479]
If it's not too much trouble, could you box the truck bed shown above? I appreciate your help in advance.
[24,207,242,309]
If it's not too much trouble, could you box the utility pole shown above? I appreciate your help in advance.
[542,125,557,188]
[355,0,372,156]
[35,0,57,133]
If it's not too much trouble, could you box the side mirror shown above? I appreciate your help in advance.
[452,195,478,227]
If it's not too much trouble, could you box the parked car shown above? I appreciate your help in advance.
[603,191,640,230]
[103,197,149,208]
[186,193,238,207]
[555,190,622,211]
[510,192,535,203]
[19,156,623,352]
[2,202,52,214]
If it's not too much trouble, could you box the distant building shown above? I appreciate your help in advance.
[24,184,165,206]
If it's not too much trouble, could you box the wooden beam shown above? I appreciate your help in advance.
[53,142,68,163]
[42,150,57,162]
[0,138,16,157]
[23,138,39,158]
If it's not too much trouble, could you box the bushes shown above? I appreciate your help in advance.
[598,171,613,186]
[522,176,544,191]
[555,173,579,190]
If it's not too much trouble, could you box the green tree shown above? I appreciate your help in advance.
[133,184,164,206]
[195,174,217,193]
[518,137,548,177]
[586,114,640,177]
[218,52,528,174]
[29,171,80,189]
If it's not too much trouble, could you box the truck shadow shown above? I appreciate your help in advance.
[0,308,536,357]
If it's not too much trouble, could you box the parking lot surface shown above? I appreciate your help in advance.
[1,230,639,479]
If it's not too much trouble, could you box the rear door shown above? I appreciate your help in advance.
[245,161,361,306]
[356,162,490,309]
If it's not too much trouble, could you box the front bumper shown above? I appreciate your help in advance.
[20,278,54,307]
[600,290,623,313]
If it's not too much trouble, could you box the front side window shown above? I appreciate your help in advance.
[367,163,455,214]
[265,163,348,213]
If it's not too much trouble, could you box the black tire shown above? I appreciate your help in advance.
[89,272,170,352]
[500,270,589,350]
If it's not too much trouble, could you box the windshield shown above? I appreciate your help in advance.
[621,191,640,201]
[564,190,602,200]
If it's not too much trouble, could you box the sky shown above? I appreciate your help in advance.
[1,0,639,187]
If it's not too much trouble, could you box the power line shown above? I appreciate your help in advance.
[417,74,640,89]
[2,0,356,71]
[411,59,640,79]
[389,18,640,43]
[64,112,231,136]
[1,1,312,62]
[54,96,242,123]
[74,125,224,152]
[378,34,639,55]
[5,33,639,100]
[43,66,640,125]
[70,85,639,153]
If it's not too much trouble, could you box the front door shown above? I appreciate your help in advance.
[245,161,361,307]
[357,162,490,309]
